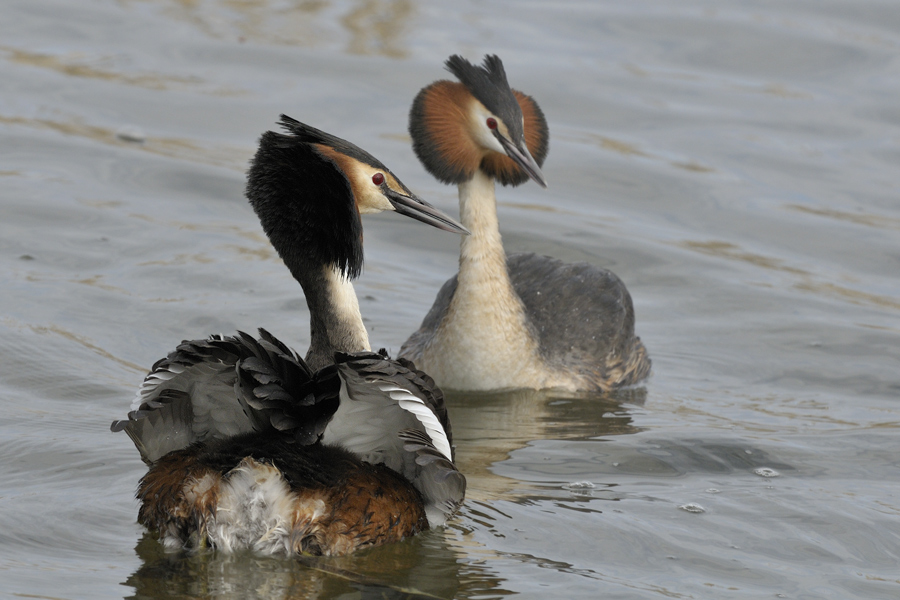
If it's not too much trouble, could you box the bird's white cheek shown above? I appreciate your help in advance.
[467,103,506,154]
[481,130,505,154]
[357,189,395,214]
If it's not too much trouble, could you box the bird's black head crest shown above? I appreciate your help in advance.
[439,55,548,187]
[277,115,390,173]
[445,54,524,138]
[246,115,365,281]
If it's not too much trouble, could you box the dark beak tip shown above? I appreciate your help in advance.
[500,136,548,190]
[387,190,468,236]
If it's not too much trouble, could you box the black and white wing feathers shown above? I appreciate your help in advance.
[325,350,465,526]
[113,334,465,525]
[397,428,466,525]
[111,329,340,464]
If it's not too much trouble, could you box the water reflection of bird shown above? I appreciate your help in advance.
[111,117,467,556]
[400,55,651,393]
[125,527,474,599]
[444,387,645,500]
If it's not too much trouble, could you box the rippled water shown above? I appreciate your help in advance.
[2,1,899,598]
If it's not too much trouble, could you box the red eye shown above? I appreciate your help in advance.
[372,173,385,185]
[486,117,498,130]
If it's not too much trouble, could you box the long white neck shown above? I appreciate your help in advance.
[458,170,509,290]
[303,265,370,371]
[419,170,548,390]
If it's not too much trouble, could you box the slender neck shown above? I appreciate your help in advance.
[417,168,544,389]
[452,168,525,327]
[458,169,507,275]
[297,264,370,371]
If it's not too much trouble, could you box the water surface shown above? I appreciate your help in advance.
[2,1,899,598]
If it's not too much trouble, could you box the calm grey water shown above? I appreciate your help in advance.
[2,1,899,598]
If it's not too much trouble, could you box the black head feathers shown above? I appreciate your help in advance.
[277,115,392,174]
[246,115,365,281]
[445,54,520,129]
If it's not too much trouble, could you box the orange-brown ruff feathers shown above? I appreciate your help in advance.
[410,80,548,186]
[113,118,466,556]
[400,55,650,392]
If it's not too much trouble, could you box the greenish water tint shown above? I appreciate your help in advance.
[1,1,899,598]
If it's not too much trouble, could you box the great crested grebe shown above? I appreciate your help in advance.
[112,116,467,556]
[399,55,651,392]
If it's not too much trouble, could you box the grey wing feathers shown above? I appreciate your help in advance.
[333,350,454,460]
[329,350,465,525]
[399,428,466,525]
[401,251,648,388]
[111,335,250,464]
[111,329,340,464]
[398,275,458,363]
[111,388,195,466]
[400,252,637,365]
[393,356,454,452]
[506,252,646,377]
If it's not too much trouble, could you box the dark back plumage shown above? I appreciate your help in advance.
[114,328,465,532]
[111,329,341,464]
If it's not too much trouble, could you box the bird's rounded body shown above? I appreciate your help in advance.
[400,55,650,392]
[402,251,650,393]
[138,436,428,556]
[113,118,466,557]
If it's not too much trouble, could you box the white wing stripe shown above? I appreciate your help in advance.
[376,382,452,461]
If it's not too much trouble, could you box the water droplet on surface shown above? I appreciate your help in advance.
[754,467,780,478]
[116,124,146,143]
[563,481,595,490]
[678,502,705,513]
